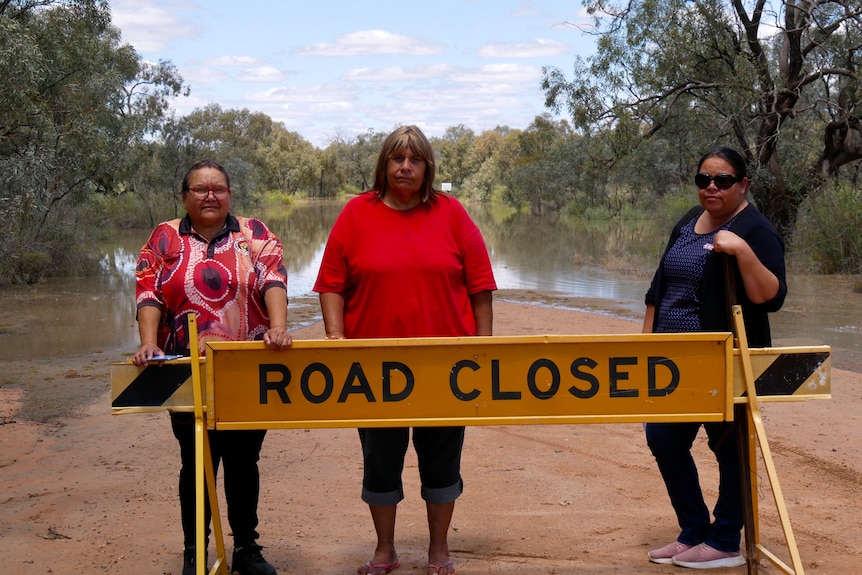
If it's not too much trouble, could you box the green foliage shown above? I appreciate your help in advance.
[341,184,364,197]
[6,1,862,285]
[325,128,387,192]
[792,183,862,274]
[257,190,295,209]
[315,145,345,197]
[0,200,105,286]
[433,125,476,190]
[0,248,51,286]
[543,0,862,232]
[499,115,583,215]
[651,185,697,229]
[0,0,187,275]
[580,204,613,220]
[456,127,512,201]
[255,125,320,195]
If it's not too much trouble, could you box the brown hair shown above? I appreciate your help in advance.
[372,125,437,203]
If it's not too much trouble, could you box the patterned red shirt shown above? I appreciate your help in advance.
[136,214,287,354]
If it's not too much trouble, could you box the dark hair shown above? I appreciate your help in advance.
[181,160,231,195]
[697,147,747,179]
[372,125,437,203]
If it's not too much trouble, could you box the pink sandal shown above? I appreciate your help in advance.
[427,561,456,575]
[358,560,400,575]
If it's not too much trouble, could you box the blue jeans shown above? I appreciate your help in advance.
[645,421,743,552]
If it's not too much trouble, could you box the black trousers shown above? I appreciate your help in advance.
[170,411,266,548]
[358,426,465,506]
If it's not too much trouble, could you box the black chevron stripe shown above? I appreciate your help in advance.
[746,352,831,396]
[112,364,192,407]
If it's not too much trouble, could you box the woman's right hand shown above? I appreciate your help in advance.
[133,344,165,367]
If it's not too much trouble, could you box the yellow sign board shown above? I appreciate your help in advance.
[206,333,734,430]
[732,346,831,401]
[110,311,826,575]
[110,337,830,417]
[111,359,202,414]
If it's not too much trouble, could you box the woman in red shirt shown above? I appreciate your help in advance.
[315,126,496,575]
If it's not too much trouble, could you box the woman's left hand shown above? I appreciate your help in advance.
[263,327,293,351]
[711,230,747,256]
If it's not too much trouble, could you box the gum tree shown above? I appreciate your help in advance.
[543,0,862,232]
[0,1,186,281]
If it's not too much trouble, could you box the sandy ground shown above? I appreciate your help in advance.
[1,301,859,575]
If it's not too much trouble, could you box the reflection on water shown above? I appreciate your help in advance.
[471,205,661,315]
[770,274,862,373]
[1,199,860,373]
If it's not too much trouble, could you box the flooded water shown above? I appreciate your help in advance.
[1,199,860,372]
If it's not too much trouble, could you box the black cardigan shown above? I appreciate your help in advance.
[645,204,787,347]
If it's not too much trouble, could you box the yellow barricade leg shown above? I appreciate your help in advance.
[733,306,804,575]
[746,405,760,575]
[189,315,228,575]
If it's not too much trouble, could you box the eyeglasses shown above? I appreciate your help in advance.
[188,185,231,200]
[694,173,742,190]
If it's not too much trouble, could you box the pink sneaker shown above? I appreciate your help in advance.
[672,543,746,569]
[648,540,693,564]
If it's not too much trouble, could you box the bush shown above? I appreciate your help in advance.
[654,186,697,228]
[0,248,52,286]
[792,183,862,273]
[256,190,294,209]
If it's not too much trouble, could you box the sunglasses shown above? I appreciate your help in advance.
[188,185,231,200]
[694,173,742,190]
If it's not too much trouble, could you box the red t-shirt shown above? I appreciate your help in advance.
[314,193,496,338]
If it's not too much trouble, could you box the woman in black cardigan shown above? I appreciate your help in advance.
[643,147,787,569]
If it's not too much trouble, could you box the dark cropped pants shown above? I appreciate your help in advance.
[170,411,266,548]
[359,426,465,506]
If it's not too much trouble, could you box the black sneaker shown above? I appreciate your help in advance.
[231,544,277,575]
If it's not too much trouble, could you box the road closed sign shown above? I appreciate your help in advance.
[205,333,734,430]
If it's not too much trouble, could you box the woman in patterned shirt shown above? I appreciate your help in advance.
[133,159,291,575]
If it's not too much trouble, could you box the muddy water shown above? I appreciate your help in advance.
[1,200,859,372]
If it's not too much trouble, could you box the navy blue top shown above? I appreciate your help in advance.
[656,214,740,333]
[646,204,786,347]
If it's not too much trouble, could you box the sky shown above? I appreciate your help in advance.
[111,0,597,148]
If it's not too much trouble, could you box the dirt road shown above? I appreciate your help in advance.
[1,302,858,574]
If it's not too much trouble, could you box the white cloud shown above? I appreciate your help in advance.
[392,83,524,106]
[108,0,593,148]
[341,63,538,90]
[308,101,355,113]
[111,0,198,52]
[479,38,570,58]
[245,83,359,105]
[343,64,453,82]
[297,30,443,56]
[236,66,288,83]
[204,55,260,67]
[182,67,231,85]
[450,63,542,84]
